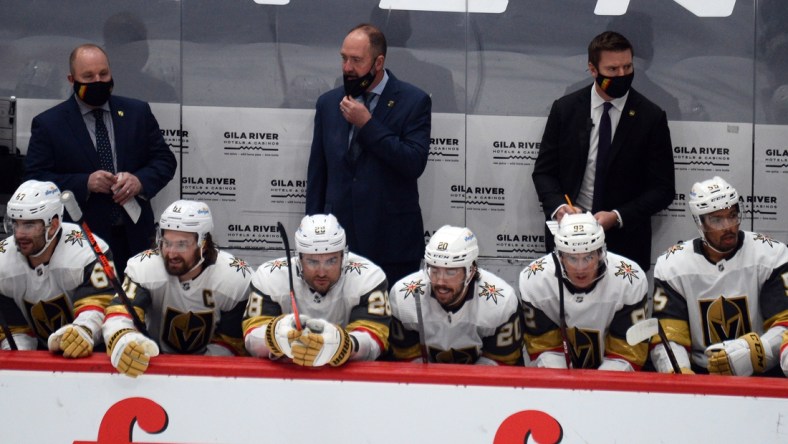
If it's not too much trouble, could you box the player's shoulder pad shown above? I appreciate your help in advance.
[605,252,648,296]
[747,231,788,261]
[389,270,428,323]
[125,248,168,288]
[518,254,556,301]
[0,235,28,279]
[341,252,387,295]
[49,223,108,269]
[519,255,554,284]
[251,256,291,294]
[213,250,253,289]
[475,268,519,311]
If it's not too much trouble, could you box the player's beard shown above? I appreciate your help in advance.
[165,253,199,277]
[432,283,467,310]
[15,231,47,257]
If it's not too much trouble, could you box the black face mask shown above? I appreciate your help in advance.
[343,68,375,98]
[594,71,634,99]
[73,78,114,106]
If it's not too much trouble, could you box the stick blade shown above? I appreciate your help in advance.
[626,318,659,346]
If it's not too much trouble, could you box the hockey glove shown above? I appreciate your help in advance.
[264,314,306,359]
[533,351,568,369]
[291,318,353,367]
[705,332,765,376]
[107,329,160,378]
[48,324,94,358]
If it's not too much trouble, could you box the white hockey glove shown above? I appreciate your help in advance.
[649,340,693,374]
[107,329,160,378]
[291,318,353,367]
[598,357,634,372]
[705,332,765,376]
[264,314,307,359]
[48,324,94,358]
[532,351,568,369]
[1,333,37,350]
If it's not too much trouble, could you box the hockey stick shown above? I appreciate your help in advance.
[0,309,18,350]
[60,191,149,337]
[550,252,573,369]
[626,318,681,374]
[276,222,302,331]
[413,286,429,363]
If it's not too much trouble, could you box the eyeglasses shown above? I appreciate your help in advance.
[159,239,197,253]
[702,212,741,230]
[6,219,45,235]
[427,265,464,280]
[301,256,340,270]
[560,252,599,269]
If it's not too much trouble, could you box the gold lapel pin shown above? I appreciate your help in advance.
[118,110,124,117]
[387,100,395,108]
[628,110,636,117]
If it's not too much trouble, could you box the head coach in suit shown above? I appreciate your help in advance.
[532,31,675,271]
[306,23,432,286]
[24,44,176,278]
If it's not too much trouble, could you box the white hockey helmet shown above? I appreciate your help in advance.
[295,214,346,255]
[159,200,213,245]
[6,180,63,226]
[688,176,739,219]
[424,225,479,282]
[554,212,605,254]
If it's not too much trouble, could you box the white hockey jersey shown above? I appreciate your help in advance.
[653,232,788,369]
[104,249,252,355]
[0,223,113,348]
[243,252,390,354]
[389,268,522,365]
[519,252,649,369]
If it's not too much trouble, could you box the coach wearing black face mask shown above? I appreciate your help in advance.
[306,23,431,287]
[532,31,675,272]
[25,43,176,279]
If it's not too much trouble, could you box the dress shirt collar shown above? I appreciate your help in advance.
[74,94,111,117]
[590,84,628,113]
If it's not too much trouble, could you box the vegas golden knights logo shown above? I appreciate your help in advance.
[700,296,751,345]
[25,295,74,341]
[568,328,601,369]
[163,308,215,353]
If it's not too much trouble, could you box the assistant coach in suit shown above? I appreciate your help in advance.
[25,44,176,278]
[532,31,674,271]
[306,23,431,286]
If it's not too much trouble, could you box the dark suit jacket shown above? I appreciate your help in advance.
[306,70,431,265]
[24,95,176,255]
[532,85,675,270]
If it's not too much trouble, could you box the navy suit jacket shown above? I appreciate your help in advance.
[306,70,431,265]
[532,85,675,270]
[24,95,176,254]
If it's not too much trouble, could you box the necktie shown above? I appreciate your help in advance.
[92,109,121,222]
[592,102,613,213]
[92,109,115,174]
[349,92,375,163]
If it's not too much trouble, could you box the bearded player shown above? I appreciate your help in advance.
[243,214,390,367]
[389,225,523,365]
[102,200,252,377]
[0,180,114,357]
[653,176,788,376]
